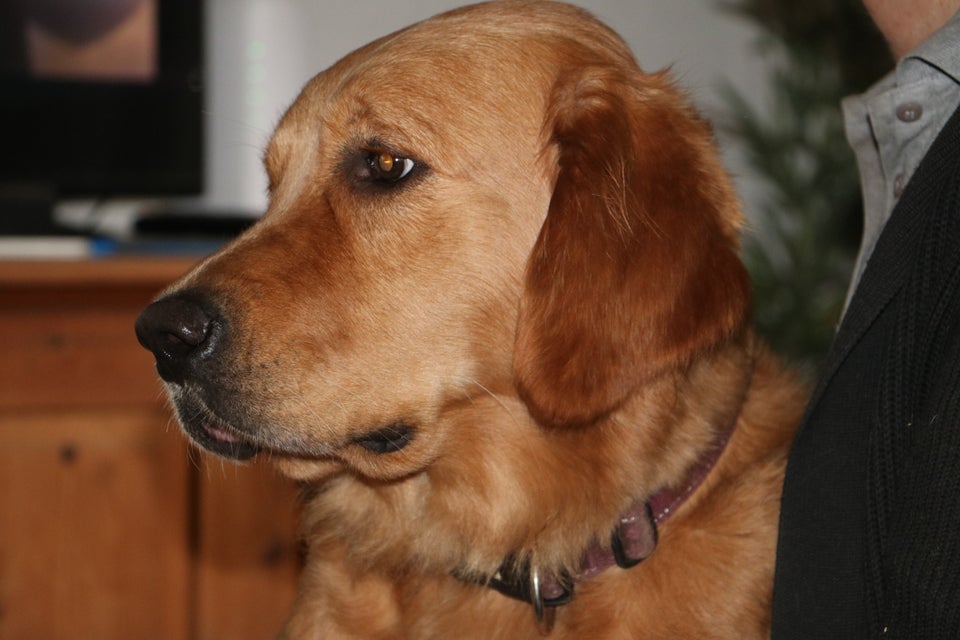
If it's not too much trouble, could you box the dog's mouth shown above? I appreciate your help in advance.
[171,387,419,464]
[173,390,261,461]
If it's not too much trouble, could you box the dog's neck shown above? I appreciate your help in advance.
[467,416,737,631]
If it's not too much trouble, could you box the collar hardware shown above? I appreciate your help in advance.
[486,556,574,609]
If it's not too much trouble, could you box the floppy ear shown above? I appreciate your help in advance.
[514,67,752,428]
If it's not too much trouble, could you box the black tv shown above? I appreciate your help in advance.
[0,0,203,234]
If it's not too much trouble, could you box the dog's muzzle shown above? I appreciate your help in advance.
[135,292,260,460]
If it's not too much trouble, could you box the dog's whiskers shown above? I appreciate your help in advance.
[463,377,522,427]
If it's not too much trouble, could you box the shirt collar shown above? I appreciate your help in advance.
[847,8,960,111]
[903,9,960,84]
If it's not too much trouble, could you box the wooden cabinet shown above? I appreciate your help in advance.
[0,259,301,640]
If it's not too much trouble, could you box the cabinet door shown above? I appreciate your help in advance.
[0,408,191,640]
[195,459,302,640]
[0,259,302,640]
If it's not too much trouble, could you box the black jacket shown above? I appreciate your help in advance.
[772,104,960,638]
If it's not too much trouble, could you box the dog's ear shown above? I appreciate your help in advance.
[514,67,751,428]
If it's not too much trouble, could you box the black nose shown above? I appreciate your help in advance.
[135,294,218,384]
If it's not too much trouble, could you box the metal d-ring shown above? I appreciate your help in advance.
[529,565,557,635]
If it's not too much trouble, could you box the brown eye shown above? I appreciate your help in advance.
[367,151,415,182]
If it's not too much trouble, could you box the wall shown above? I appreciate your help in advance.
[202,0,768,217]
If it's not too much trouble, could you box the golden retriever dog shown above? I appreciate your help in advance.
[136,1,806,637]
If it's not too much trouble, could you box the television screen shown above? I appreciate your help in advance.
[0,0,203,208]
[2,0,158,82]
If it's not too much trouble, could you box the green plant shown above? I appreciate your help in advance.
[717,0,892,374]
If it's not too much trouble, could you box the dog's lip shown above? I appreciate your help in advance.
[174,389,261,461]
[172,388,422,465]
[351,422,416,454]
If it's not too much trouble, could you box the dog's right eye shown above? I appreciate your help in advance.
[364,151,416,183]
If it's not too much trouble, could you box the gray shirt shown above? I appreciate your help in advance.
[841,11,960,312]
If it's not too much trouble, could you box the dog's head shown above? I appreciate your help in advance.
[136,1,750,487]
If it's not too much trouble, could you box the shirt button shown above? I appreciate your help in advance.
[896,102,923,123]
[894,173,906,198]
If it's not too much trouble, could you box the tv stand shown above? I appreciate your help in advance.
[0,258,300,639]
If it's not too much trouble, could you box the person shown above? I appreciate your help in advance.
[771,0,960,637]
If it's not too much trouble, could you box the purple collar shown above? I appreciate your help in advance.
[478,422,736,633]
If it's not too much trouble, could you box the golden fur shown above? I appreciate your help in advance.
[145,2,807,637]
